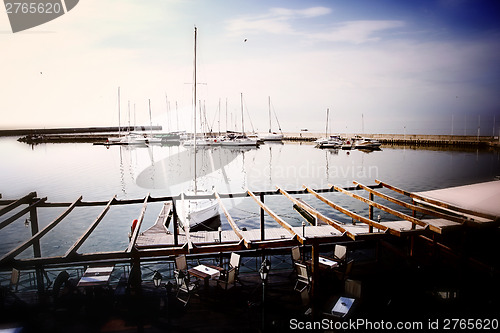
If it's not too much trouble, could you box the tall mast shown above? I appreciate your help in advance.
[127,100,131,132]
[193,26,198,193]
[325,108,329,138]
[241,92,244,134]
[148,99,153,138]
[118,87,121,136]
[268,96,271,133]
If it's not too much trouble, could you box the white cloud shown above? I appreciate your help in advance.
[226,6,331,36]
[227,6,404,45]
[311,20,405,44]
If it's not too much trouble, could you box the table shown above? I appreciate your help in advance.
[188,264,225,288]
[77,266,114,287]
[330,296,355,317]
[307,256,339,271]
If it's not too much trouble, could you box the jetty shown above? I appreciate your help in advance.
[1,180,499,331]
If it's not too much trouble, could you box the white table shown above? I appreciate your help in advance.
[77,266,114,287]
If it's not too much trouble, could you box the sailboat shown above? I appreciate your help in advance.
[221,93,259,147]
[177,26,220,231]
[315,108,342,148]
[259,96,284,141]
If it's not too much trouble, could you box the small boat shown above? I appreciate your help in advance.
[315,108,341,149]
[221,133,259,147]
[316,135,343,148]
[354,136,382,149]
[259,96,284,142]
[341,138,353,150]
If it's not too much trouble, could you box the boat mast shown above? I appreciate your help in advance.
[118,87,121,137]
[194,26,198,193]
[268,96,271,133]
[148,99,153,138]
[241,93,244,134]
[325,108,329,138]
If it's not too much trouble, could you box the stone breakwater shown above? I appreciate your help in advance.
[283,132,499,147]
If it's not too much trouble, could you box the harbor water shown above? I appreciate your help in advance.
[0,137,499,258]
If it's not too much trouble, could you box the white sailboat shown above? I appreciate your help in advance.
[259,96,283,142]
[315,108,342,148]
[178,26,220,231]
[221,93,259,147]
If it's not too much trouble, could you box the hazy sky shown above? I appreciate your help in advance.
[1,0,499,135]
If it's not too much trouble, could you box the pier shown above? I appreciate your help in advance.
[1,180,499,331]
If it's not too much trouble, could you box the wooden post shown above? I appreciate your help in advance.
[260,192,265,241]
[310,241,319,317]
[369,193,374,220]
[172,200,179,247]
[29,196,45,293]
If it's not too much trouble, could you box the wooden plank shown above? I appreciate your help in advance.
[354,181,469,225]
[214,191,251,248]
[0,196,82,264]
[277,186,357,240]
[0,197,47,231]
[304,187,395,236]
[0,192,37,217]
[247,189,305,244]
[126,194,149,253]
[65,196,116,257]
[332,185,430,232]
[376,179,497,221]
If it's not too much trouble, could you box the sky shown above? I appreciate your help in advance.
[1,0,500,135]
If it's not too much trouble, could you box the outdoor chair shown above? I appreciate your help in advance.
[175,254,188,273]
[227,252,241,284]
[293,263,311,293]
[217,267,236,291]
[10,268,20,292]
[334,259,354,281]
[291,246,302,264]
[174,270,199,306]
[334,244,347,263]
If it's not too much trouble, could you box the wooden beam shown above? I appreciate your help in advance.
[354,181,469,225]
[0,196,82,264]
[247,189,305,244]
[126,194,149,253]
[332,185,430,231]
[0,192,37,217]
[277,186,356,240]
[304,187,396,236]
[0,197,47,231]
[214,191,252,248]
[65,196,116,257]
[376,179,497,221]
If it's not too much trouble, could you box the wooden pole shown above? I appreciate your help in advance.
[172,200,179,247]
[260,192,265,241]
[29,196,45,293]
[310,241,319,316]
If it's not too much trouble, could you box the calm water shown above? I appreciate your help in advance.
[1,137,499,258]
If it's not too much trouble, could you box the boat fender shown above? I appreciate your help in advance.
[131,219,138,233]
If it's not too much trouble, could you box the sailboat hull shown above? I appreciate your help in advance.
[178,195,221,231]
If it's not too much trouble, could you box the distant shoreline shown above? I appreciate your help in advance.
[0,126,162,137]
